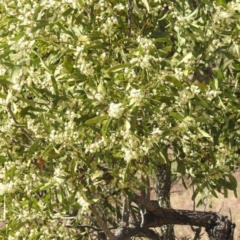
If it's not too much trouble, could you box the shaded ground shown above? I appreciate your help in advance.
[171,171,240,240]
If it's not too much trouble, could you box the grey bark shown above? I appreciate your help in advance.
[156,163,175,240]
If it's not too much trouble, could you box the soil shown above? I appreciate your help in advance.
[170,171,240,240]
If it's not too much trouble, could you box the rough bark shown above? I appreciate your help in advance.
[156,163,175,240]
[131,193,235,240]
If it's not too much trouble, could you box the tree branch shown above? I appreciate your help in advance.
[131,193,235,239]
[90,205,117,240]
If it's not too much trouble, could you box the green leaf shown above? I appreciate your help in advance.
[223,186,228,198]
[18,96,35,107]
[40,113,50,134]
[32,50,52,73]
[101,118,111,138]
[107,63,131,73]
[177,52,192,66]
[227,174,237,190]
[192,185,202,200]
[64,56,74,73]
[210,188,218,198]
[51,76,59,94]
[0,76,12,85]
[165,76,183,90]
[11,66,21,82]
[11,31,24,41]
[28,139,41,156]
[123,161,131,183]
[196,96,210,108]
[177,160,185,174]
[62,8,74,16]
[140,0,150,12]
[201,0,213,6]
[85,115,108,125]
[158,151,167,163]
[32,20,49,32]
[170,112,184,121]
[181,177,188,189]
[197,128,212,138]
[42,143,54,157]
[216,0,227,7]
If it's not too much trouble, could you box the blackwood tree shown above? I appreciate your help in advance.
[0,0,239,239]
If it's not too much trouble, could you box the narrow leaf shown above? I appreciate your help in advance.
[85,115,108,125]
[197,128,212,138]
[107,63,131,73]
[141,0,150,12]
[28,139,41,156]
[42,143,54,157]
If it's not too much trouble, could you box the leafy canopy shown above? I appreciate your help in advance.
[0,0,240,238]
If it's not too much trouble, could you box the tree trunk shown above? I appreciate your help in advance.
[156,163,175,240]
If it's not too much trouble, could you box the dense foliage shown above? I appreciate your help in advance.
[0,0,240,238]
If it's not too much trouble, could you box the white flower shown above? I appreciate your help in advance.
[190,85,200,94]
[129,89,144,106]
[137,37,155,51]
[0,181,15,195]
[178,117,195,133]
[114,4,125,11]
[76,195,90,213]
[151,127,162,135]
[206,89,221,101]
[108,103,124,119]
[122,147,139,162]
[177,89,194,105]
[95,92,104,102]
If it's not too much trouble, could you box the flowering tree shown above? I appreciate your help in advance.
[0,0,239,239]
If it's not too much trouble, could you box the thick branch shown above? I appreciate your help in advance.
[131,193,235,240]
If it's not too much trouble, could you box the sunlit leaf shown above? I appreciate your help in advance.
[107,63,131,73]
[140,0,150,12]
[85,115,108,125]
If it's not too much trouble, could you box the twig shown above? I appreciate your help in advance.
[191,183,202,240]
[218,202,224,214]
[90,205,117,240]
[122,197,129,226]
[127,0,133,37]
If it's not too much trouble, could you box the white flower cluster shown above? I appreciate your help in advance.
[86,88,105,104]
[75,55,94,76]
[98,16,118,36]
[75,192,96,214]
[130,55,158,69]
[178,116,195,133]
[114,3,125,11]
[85,137,107,153]
[0,181,16,195]
[120,129,142,162]
[52,166,66,187]
[129,88,144,106]
[108,103,124,119]
[205,89,221,101]
[137,37,155,52]
[177,88,195,105]
[190,85,201,94]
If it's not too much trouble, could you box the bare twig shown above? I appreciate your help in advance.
[90,205,117,240]
[122,197,130,226]
[127,0,133,37]
[218,202,224,213]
